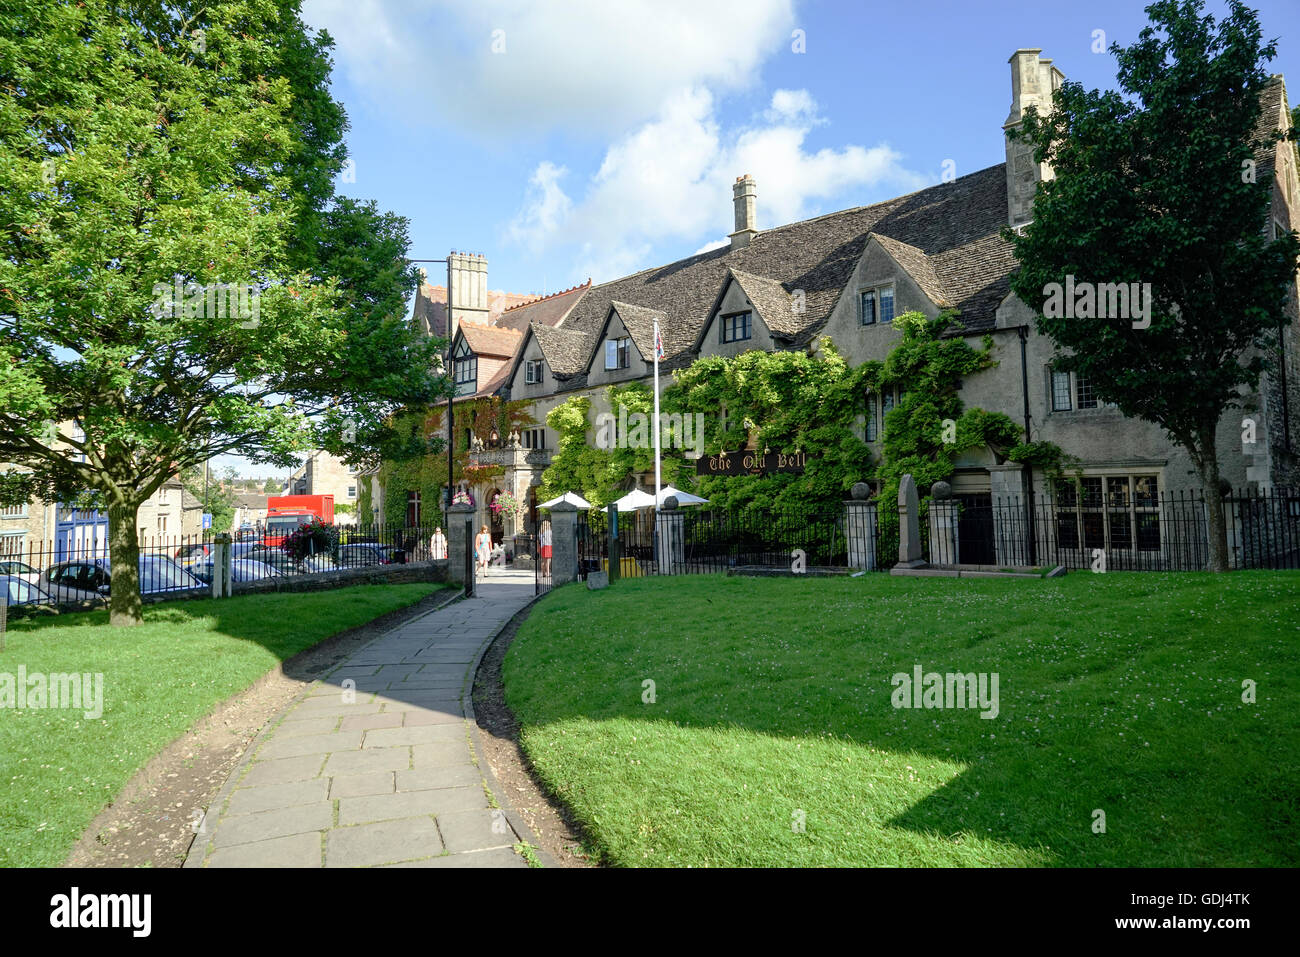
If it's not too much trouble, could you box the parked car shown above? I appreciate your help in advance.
[0,559,41,584]
[235,525,261,543]
[174,543,214,569]
[1,574,52,607]
[190,558,281,584]
[336,543,402,568]
[41,556,205,602]
[237,544,300,575]
[299,553,339,573]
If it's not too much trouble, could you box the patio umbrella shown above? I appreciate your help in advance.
[656,485,709,506]
[612,489,656,511]
[538,492,592,510]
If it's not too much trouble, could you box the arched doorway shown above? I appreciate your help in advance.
[488,487,506,546]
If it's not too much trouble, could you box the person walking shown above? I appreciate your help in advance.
[430,527,448,561]
[475,525,493,577]
[539,519,552,579]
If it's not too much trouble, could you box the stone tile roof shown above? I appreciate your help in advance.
[608,301,667,360]
[457,321,522,359]
[547,162,1014,379]
[496,281,590,333]
[728,269,796,335]
[870,234,952,308]
[530,323,592,375]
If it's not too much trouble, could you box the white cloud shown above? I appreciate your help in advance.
[507,162,573,251]
[767,88,819,123]
[302,0,797,136]
[508,88,931,281]
[694,238,730,255]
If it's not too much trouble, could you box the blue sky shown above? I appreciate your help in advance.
[304,0,1300,295]
[220,0,1300,479]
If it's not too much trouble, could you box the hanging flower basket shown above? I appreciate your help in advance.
[489,491,523,520]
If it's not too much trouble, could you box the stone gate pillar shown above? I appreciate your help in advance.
[549,501,579,586]
[655,497,685,574]
[928,481,959,566]
[445,503,474,587]
[845,482,878,571]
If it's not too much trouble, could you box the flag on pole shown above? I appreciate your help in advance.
[655,327,665,360]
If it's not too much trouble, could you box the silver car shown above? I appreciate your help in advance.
[1,573,53,607]
[41,556,204,602]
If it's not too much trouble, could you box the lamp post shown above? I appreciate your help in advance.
[409,256,456,515]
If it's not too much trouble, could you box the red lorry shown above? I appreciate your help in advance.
[264,494,335,546]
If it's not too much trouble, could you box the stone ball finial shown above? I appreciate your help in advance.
[851,482,871,501]
[931,480,953,500]
[662,495,679,510]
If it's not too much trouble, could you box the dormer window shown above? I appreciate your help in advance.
[453,338,477,390]
[860,285,895,325]
[720,311,752,343]
[525,359,545,384]
[605,336,630,370]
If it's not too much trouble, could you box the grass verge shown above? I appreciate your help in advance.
[0,582,443,867]
[504,572,1298,867]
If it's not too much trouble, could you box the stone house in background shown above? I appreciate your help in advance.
[389,47,1300,567]
[231,492,269,533]
[287,450,363,524]
[1,468,201,564]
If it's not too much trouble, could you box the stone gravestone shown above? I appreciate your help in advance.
[845,481,877,571]
[586,570,609,590]
[897,473,925,567]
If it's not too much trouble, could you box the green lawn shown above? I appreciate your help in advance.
[504,572,1300,867]
[0,582,443,867]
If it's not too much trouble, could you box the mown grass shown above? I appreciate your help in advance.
[0,582,443,867]
[504,572,1299,867]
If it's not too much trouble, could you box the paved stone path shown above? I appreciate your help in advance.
[185,568,536,868]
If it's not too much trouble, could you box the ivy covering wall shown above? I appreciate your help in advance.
[534,313,1077,549]
[375,397,534,525]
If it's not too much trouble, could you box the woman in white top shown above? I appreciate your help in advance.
[539,520,552,578]
[430,527,448,560]
[475,525,493,576]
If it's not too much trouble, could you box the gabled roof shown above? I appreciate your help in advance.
[870,234,952,307]
[531,323,592,375]
[547,162,1015,380]
[456,321,522,359]
[496,281,590,333]
[604,301,665,363]
[728,269,797,335]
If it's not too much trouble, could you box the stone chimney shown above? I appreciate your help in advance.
[1002,49,1064,229]
[448,251,489,341]
[729,174,758,250]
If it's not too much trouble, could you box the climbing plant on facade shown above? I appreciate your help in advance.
[376,397,532,525]
[860,311,1022,558]
[666,341,874,510]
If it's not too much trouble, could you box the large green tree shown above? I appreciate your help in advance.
[0,1,447,624]
[1007,0,1300,572]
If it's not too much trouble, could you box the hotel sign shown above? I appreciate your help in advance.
[696,450,806,476]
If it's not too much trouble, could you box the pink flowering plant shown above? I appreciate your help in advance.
[489,491,522,520]
[282,519,339,562]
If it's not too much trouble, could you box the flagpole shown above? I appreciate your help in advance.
[652,317,662,515]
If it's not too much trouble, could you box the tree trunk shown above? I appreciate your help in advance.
[1193,428,1231,573]
[107,500,144,627]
